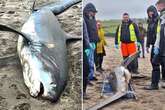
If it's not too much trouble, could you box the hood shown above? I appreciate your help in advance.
[147,5,159,19]
[122,19,133,24]
[83,3,97,15]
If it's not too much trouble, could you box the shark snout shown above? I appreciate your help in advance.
[41,82,59,102]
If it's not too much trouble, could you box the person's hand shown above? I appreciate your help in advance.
[90,42,96,49]
[154,47,159,55]
[85,48,90,57]
[137,42,141,47]
[146,47,150,53]
[114,44,119,49]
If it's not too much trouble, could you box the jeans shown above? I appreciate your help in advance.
[88,46,95,80]
[151,46,165,85]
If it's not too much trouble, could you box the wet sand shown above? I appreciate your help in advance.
[83,37,165,110]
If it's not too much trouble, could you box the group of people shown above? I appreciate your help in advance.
[83,0,165,99]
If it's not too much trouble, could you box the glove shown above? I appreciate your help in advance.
[137,42,141,47]
[90,42,96,49]
[154,47,159,55]
[85,48,91,57]
[114,44,119,49]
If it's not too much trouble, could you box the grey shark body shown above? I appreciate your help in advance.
[17,9,67,101]
[0,0,81,102]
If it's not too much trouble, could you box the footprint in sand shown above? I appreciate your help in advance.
[1,74,7,79]
[9,84,28,99]
[0,82,3,87]
[16,92,27,99]
[7,10,15,14]
[13,103,31,110]
[0,96,8,107]
[9,84,18,90]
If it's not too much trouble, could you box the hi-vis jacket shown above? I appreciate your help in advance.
[154,10,165,56]
[97,27,107,54]
[115,20,140,45]
[154,20,161,48]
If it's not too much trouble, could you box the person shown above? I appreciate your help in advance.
[95,21,107,72]
[115,13,141,74]
[138,22,146,58]
[145,1,165,90]
[83,3,99,81]
[146,5,159,55]
[83,21,90,99]
[145,6,164,82]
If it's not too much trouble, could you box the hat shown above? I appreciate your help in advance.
[123,13,129,16]
[156,0,165,5]
[84,3,97,13]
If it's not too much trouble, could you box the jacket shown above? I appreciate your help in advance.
[83,3,99,43]
[115,20,140,45]
[83,20,90,50]
[156,10,165,56]
[96,27,107,54]
[146,5,159,47]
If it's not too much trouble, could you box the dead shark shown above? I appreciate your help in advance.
[0,0,81,102]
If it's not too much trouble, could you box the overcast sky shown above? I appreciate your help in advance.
[83,0,158,20]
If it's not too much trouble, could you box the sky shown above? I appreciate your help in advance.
[83,0,158,20]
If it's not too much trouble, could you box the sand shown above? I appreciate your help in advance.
[83,37,165,110]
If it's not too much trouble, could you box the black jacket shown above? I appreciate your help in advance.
[146,5,159,47]
[83,3,99,43]
[83,21,90,50]
[115,20,140,45]
[159,10,165,56]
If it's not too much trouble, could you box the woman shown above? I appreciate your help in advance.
[96,21,107,72]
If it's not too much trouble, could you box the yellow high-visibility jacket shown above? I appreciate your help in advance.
[97,28,107,54]
[117,23,137,44]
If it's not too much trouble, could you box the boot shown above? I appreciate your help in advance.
[144,84,159,90]
[100,67,105,71]
[132,70,140,74]
[96,66,103,73]
[161,80,165,88]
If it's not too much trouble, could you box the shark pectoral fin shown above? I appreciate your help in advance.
[50,0,81,15]
[0,24,32,43]
[33,0,81,15]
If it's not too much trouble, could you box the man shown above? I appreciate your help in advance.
[115,13,140,74]
[83,3,99,81]
[83,21,90,99]
[138,22,146,58]
[145,0,165,90]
